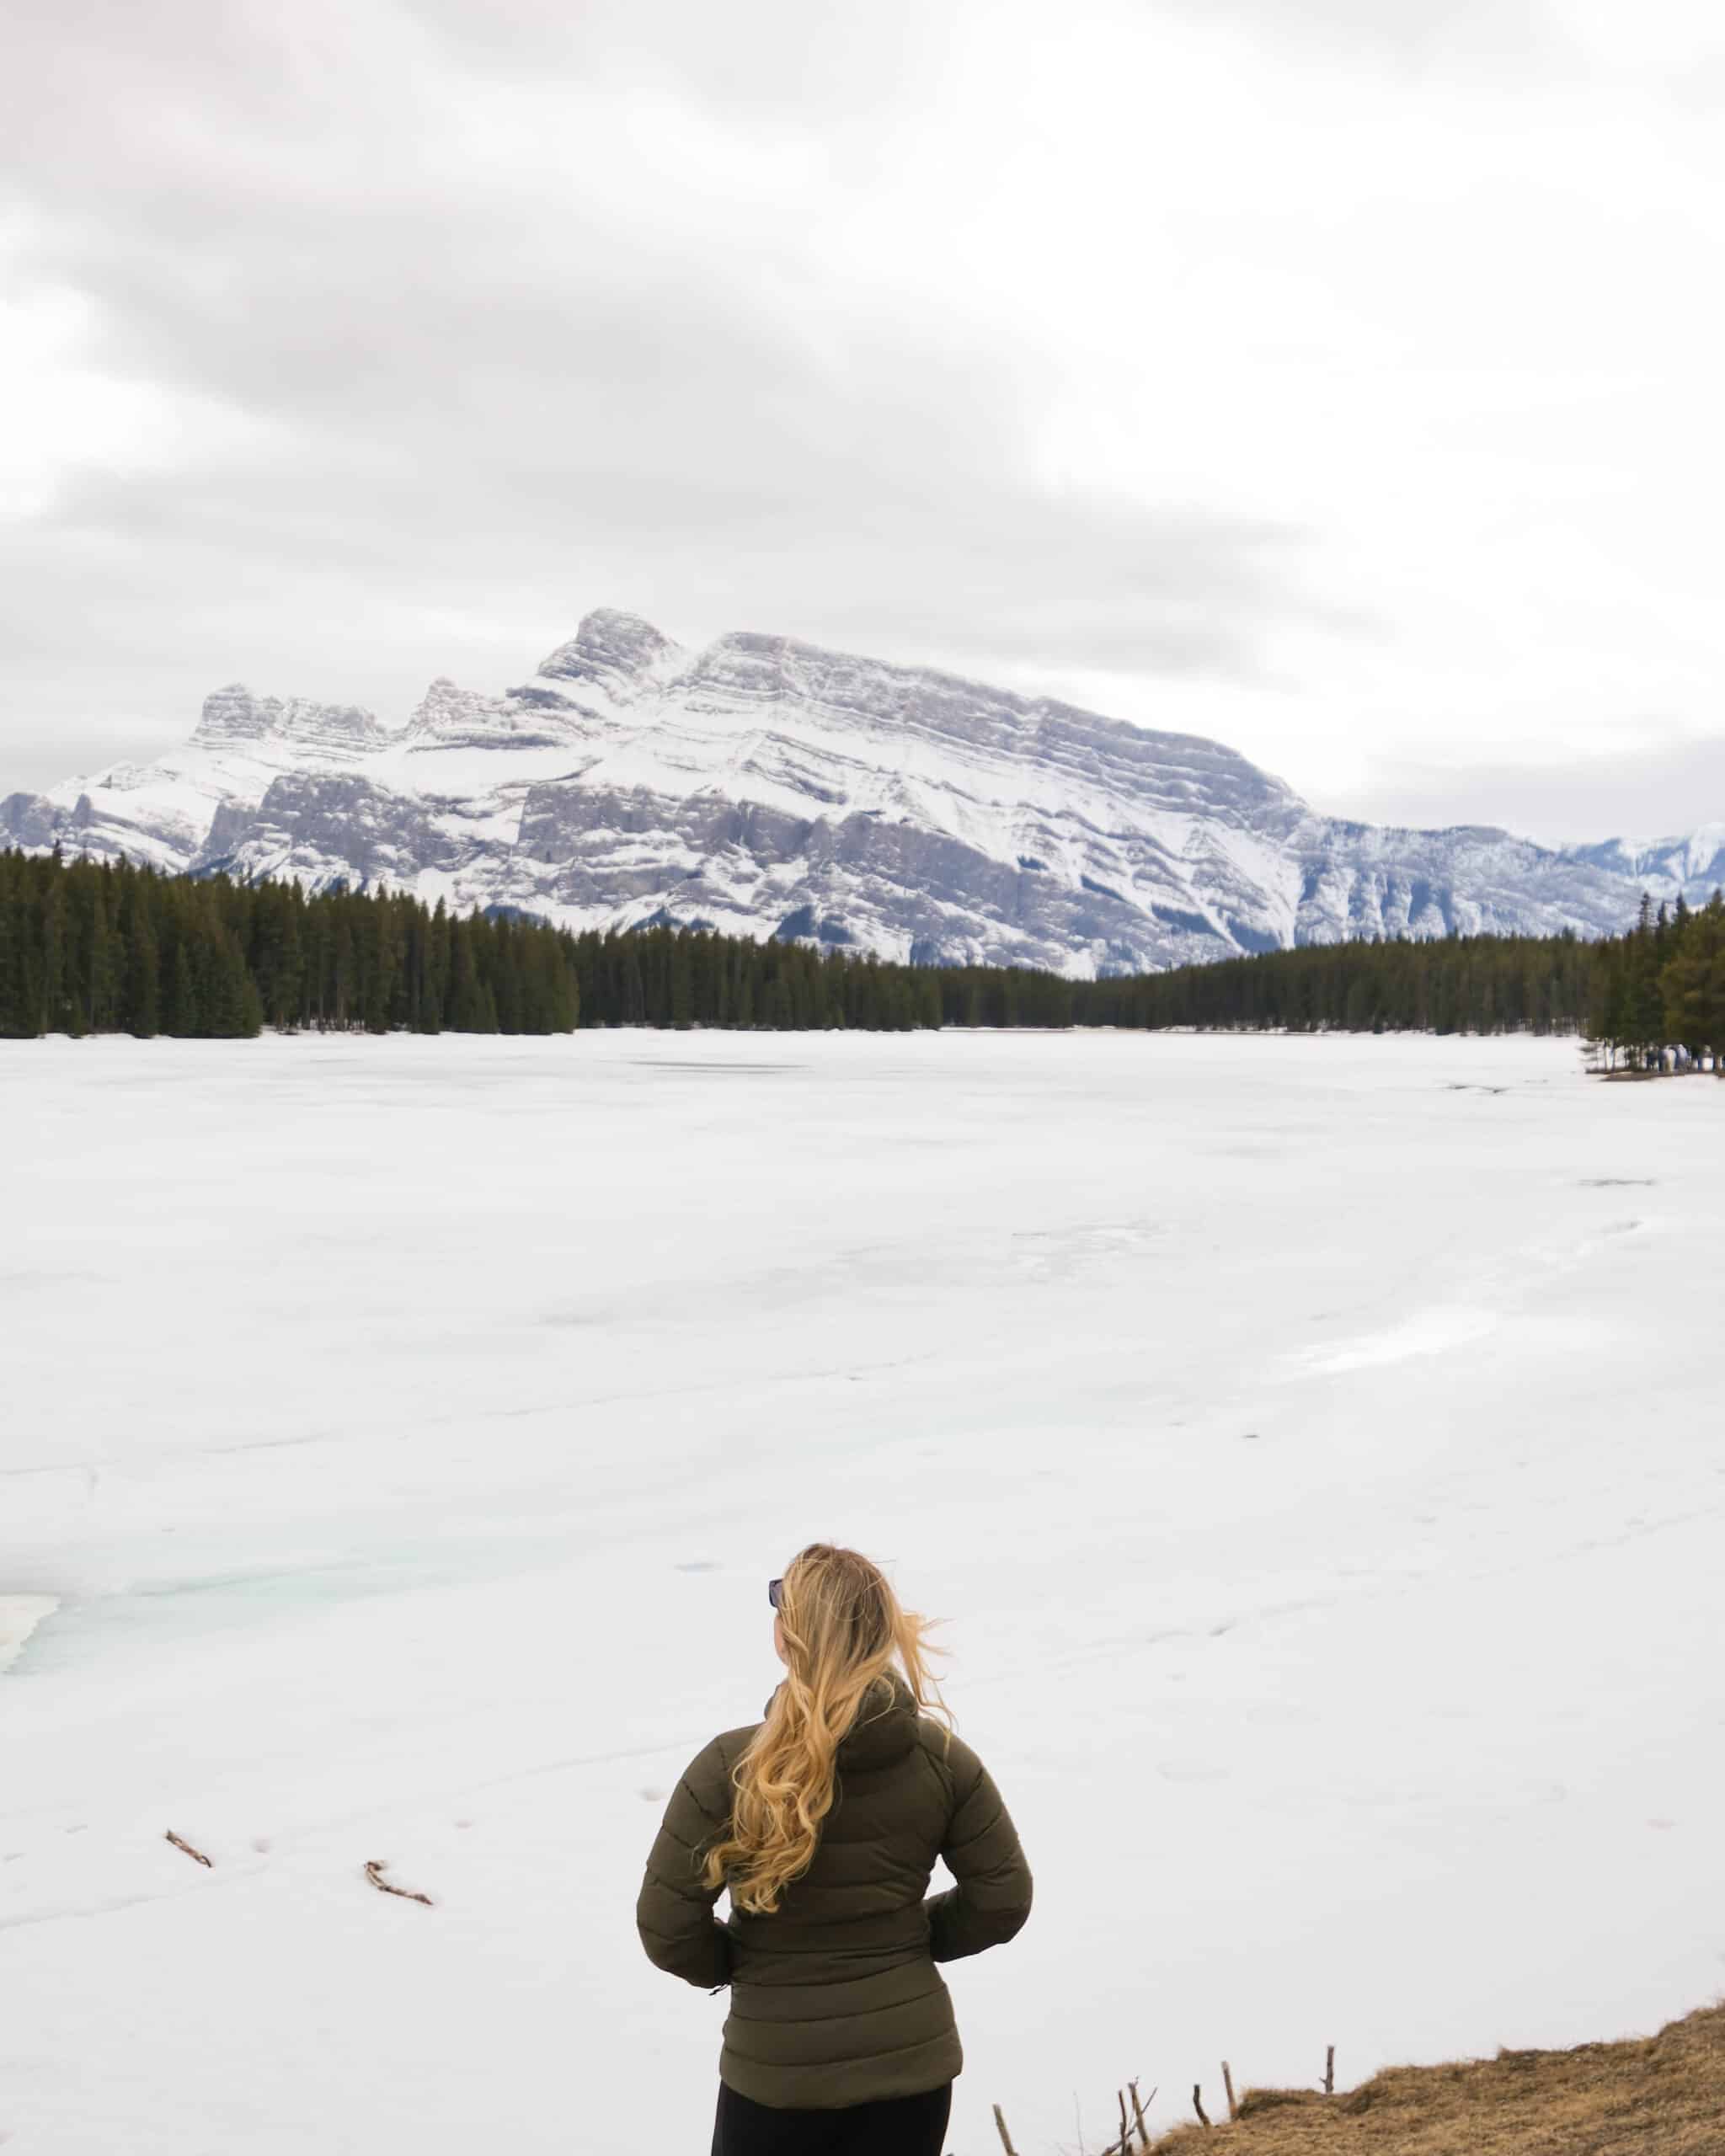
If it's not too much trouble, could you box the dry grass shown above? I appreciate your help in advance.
[1151,2000,1725,2154]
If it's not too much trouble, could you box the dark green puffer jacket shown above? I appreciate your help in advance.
[635,1674,1032,2109]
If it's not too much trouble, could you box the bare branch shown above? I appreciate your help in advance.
[991,2101,1019,2156]
[165,1830,212,1868]
[1193,2084,1212,2129]
[364,1858,433,1907]
[1128,2079,1154,2150]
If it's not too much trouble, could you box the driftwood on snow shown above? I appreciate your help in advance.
[364,1858,433,1907]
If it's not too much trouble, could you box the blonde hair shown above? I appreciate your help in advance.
[702,1544,948,1916]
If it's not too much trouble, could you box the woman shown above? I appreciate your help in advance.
[637,1543,1032,2156]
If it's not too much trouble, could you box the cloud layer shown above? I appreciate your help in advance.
[3,0,1722,842]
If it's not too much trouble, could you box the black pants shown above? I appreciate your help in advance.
[711,2081,952,2156]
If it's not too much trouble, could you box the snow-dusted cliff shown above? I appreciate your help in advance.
[4,610,1717,974]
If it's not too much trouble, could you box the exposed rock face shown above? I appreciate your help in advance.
[3,608,1717,974]
[192,684,392,755]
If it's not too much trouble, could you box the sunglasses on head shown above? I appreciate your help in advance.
[768,1577,784,1610]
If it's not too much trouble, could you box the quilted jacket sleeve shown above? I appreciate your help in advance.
[923,1733,1033,1963]
[635,1736,738,1989]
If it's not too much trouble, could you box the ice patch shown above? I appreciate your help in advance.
[1286,1305,1496,1377]
[0,1595,58,1674]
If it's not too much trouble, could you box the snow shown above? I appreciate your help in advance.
[3,1030,1722,2155]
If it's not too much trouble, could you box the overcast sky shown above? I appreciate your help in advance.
[3,0,1723,841]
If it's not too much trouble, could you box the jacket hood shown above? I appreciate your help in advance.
[759,1670,920,1772]
[840,1672,919,1770]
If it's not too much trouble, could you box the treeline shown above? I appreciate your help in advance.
[0,849,580,1038]
[1042,892,1722,1059]
[570,924,942,1032]
[569,906,1723,1052]
[5,844,1722,1057]
[949,930,1594,1036]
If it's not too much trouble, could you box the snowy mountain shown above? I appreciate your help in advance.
[1557,825,1725,896]
[3,609,1717,975]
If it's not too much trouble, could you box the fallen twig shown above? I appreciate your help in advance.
[165,1830,211,1868]
[364,1858,433,1907]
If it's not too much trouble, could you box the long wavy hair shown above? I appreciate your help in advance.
[702,1543,948,1916]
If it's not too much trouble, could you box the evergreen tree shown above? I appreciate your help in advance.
[121,883,161,1038]
[40,862,68,1035]
[0,855,37,1038]
[1660,894,1725,1059]
[165,941,198,1037]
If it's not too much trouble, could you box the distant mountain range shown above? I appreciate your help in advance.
[5,610,1721,976]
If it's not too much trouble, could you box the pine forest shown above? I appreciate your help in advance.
[2,846,1722,1069]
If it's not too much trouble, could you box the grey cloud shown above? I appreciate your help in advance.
[0,0,1328,790]
[1335,734,1725,851]
[1144,0,1566,76]
[404,0,938,114]
[8,0,1714,846]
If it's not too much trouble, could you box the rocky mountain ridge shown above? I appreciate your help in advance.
[4,609,1720,975]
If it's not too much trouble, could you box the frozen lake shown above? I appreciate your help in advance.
[3,1030,1722,2154]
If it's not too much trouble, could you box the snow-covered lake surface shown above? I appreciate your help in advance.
[3,1030,1722,2154]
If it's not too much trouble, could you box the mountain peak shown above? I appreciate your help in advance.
[190,683,388,755]
[192,684,269,745]
[537,608,682,691]
[410,676,481,729]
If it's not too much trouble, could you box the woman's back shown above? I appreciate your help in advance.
[638,1671,1031,2110]
[636,1545,1031,2151]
